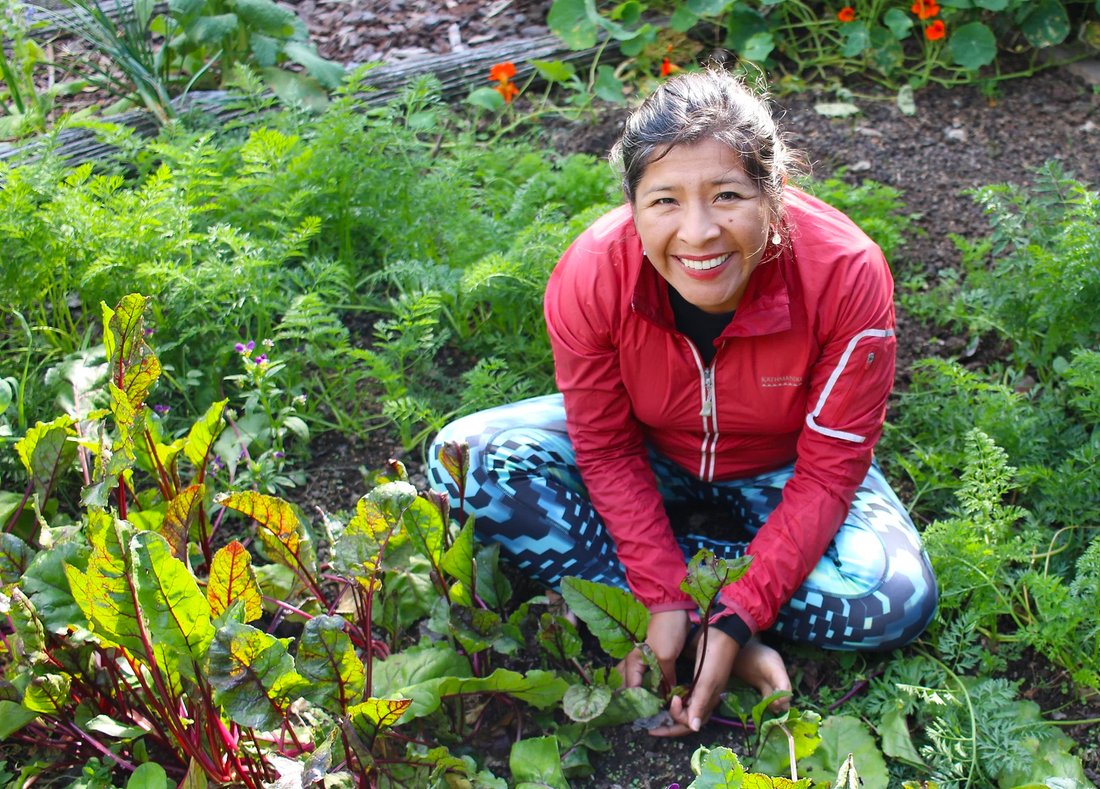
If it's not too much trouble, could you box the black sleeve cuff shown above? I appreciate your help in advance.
[710,606,751,647]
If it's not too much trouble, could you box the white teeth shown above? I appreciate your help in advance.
[678,254,728,271]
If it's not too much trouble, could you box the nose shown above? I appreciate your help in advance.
[678,201,721,247]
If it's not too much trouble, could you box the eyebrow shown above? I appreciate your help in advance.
[640,175,755,199]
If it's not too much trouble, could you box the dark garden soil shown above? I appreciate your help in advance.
[274,1,1100,786]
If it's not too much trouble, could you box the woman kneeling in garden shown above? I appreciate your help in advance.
[428,67,938,737]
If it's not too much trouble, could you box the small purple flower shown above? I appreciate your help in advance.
[255,354,268,365]
[274,451,285,459]
[152,404,170,415]
[144,326,154,336]
[234,342,245,352]
[211,455,224,470]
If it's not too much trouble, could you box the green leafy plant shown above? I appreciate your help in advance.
[37,0,343,123]
[0,0,89,139]
[547,0,1098,98]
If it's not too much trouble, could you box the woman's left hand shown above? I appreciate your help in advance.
[648,629,740,737]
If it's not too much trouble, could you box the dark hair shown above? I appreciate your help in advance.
[609,68,798,224]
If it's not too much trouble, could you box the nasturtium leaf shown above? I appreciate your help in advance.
[738,31,776,62]
[724,6,769,53]
[840,21,871,57]
[973,0,1008,9]
[206,621,297,730]
[22,672,71,714]
[560,576,648,659]
[896,84,917,116]
[949,22,997,70]
[687,0,730,15]
[562,683,612,722]
[131,531,215,688]
[800,715,888,789]
[160,484,204,561]
[669,5,699,32]
[466,87,505,112]
[22,539,90,634]
[0,700,38,740]
[215,491,316,575]
[510,736,568,789]
[814,101,861,117]
[184,399,227,470]
[1018,0,1070,47]
[347,698,412,742]
[869,26,904,75]
[547,0,598,49]
[0,533,34,586]
[207,540,263,622]
[15,416,77,503]
[531,58,576,83]
[295,615,365,715]
[883,7,914,38]
[593,64,625,104]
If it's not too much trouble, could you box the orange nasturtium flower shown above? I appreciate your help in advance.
[660,45,680,77]
[489,61,517,82]
[488,61,520,103]
[911,0,940,20]
[837,6,856,22]
[925,19,946,40]
[494,80,520,102]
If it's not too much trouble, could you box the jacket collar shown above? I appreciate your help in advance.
[631,247,792,337]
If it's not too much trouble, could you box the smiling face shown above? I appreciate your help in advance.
[632,138,772,314]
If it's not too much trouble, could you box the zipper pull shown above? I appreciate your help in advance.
[700,368,715,417]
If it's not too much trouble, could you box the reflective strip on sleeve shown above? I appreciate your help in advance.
[805,328,895,443]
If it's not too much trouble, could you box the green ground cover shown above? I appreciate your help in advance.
[2,1,1100,785]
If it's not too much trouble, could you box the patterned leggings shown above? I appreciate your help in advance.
[427,394,937,651]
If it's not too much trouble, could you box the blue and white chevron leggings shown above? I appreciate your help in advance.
[427,394,937,651]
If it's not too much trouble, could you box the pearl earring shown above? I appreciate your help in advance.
[771,229,781,245]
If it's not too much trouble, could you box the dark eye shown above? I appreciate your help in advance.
[652,197,677,206]
[715,191,742,202]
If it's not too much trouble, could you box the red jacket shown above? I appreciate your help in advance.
[543,188,896,635]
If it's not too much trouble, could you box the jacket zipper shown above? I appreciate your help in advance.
[687,341,719,481]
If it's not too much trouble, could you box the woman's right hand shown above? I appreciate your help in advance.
[618,609,691,691]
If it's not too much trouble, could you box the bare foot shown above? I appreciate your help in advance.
[731,638,792,711]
